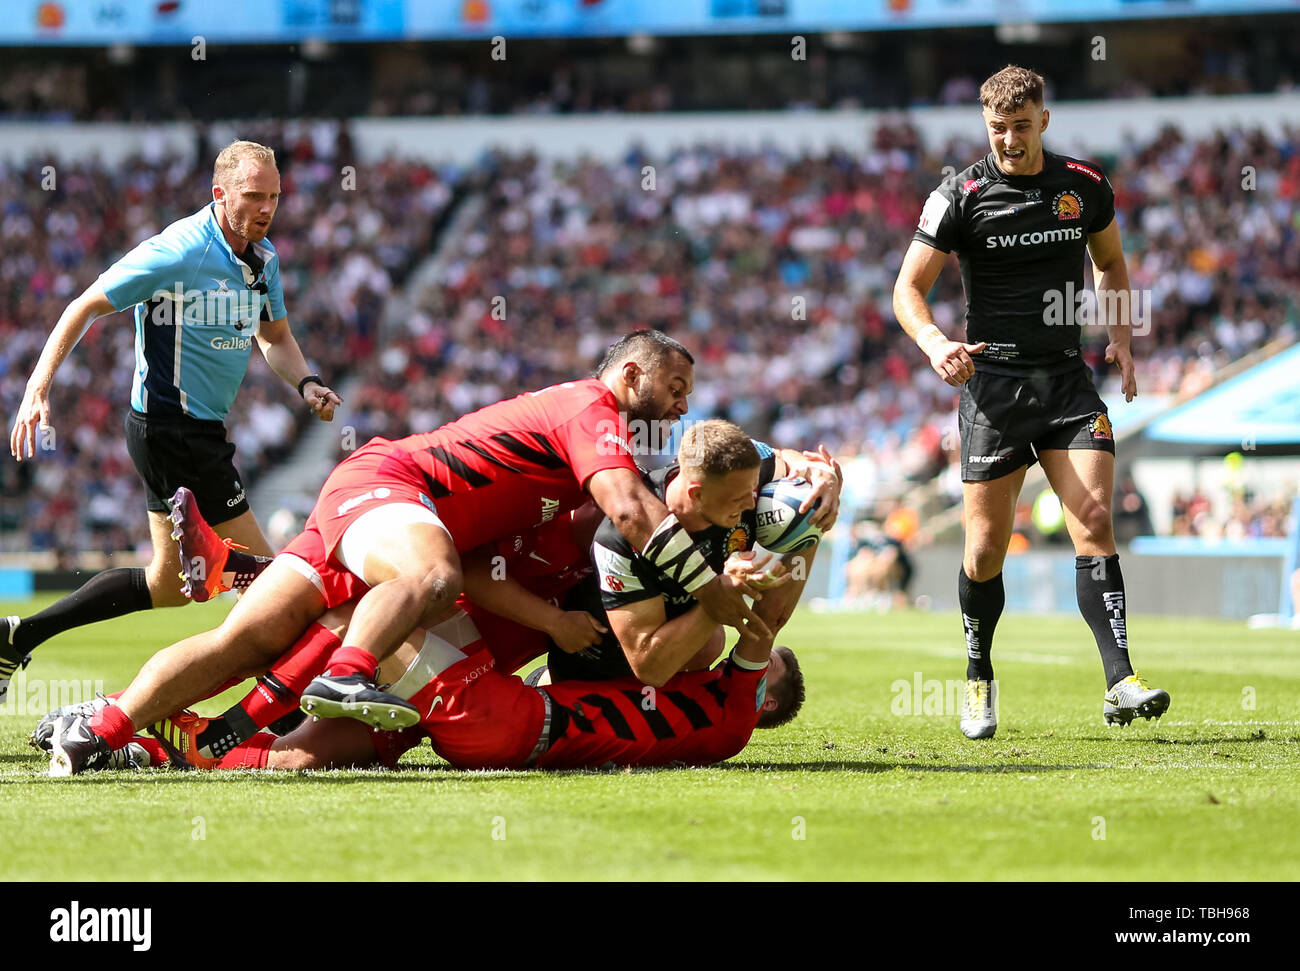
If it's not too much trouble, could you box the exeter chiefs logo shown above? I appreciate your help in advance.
[726,525,750,555]
[1053,191,1082,221]
[1090,413,1113,441]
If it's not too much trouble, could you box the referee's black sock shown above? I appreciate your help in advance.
[8,567,154,655]
[958,568,1003,682]
[1075,554,1134,689]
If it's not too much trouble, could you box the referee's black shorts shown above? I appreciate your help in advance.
[958,366,1115,482]
[124,409,250,524]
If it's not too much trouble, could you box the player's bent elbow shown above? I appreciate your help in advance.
[629,655,670,688]
[607,500,650,547]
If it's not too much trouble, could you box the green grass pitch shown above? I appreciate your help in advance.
[1,595,1297,881]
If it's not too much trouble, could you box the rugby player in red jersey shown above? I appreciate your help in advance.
[36,505,802,772]
[47,331,825,774]
[221,605,801,773]
[43,586,801,774]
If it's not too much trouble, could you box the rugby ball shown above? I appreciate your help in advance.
[755,477,823,554]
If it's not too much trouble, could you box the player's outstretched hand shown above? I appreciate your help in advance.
[549,610,609,654]
[1105,341,1138,402]
[696,573,773,641]
[928,338,986,387]
[9,384,53,462]
[797,443,842,529]
[304,382,343,421]
[725,550,793,593]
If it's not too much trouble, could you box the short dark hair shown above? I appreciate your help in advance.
[678,419,760,480]
[593,329,695,379]
[979,65,1045,114]
[756,645,804,730]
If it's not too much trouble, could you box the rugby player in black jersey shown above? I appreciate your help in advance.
[546,418,837,686]
[892,65,1168,738]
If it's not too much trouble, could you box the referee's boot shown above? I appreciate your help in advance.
[300,674,421,730]
[1103,673,1170,727]
[960,679,998,740]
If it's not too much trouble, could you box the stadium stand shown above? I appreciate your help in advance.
[3,120,1296,556]
[2,20,1297,121]
[0,131,455,554]
[345,124,1299,521]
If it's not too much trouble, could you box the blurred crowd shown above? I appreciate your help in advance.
[345,124,1300,520]
[0,123,454,553]
[3,119,1298,554]
[1170,488,1296,539]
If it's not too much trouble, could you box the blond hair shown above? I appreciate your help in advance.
[979,65,1045,114]
[678,419,759,480]
[213,140,277,189]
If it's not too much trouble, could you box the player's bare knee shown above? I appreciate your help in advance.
[416,565,462,621]
[1073,498,1114,549]
[964,546,1006,581]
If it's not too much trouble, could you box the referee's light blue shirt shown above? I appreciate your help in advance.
[96,203,287,422]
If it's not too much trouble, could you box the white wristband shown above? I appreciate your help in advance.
[642,513,718,594]
[916,324,945,355]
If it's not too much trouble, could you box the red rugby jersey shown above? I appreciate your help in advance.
[392,379,637,551]
[536,657,768,769]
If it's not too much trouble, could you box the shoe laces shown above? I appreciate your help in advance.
[965,680,988,712]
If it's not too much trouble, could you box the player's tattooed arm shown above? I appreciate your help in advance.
[1087,217,1138,402]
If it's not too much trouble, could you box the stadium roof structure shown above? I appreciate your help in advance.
[1143,342,1300,450]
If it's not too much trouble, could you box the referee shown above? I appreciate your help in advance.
[4,140,341,698]
[892,66,1168,739]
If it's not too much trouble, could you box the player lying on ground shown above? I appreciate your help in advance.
[41,421,825,772]
[2,140,341,703]
[892,64,1169,737]
[154,418,831,745]
[38,564,803,772]
[40,330,817,764]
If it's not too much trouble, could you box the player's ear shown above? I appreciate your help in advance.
[1039,106,1050,133]
[621,358,642,386]
[761,695,779,713]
